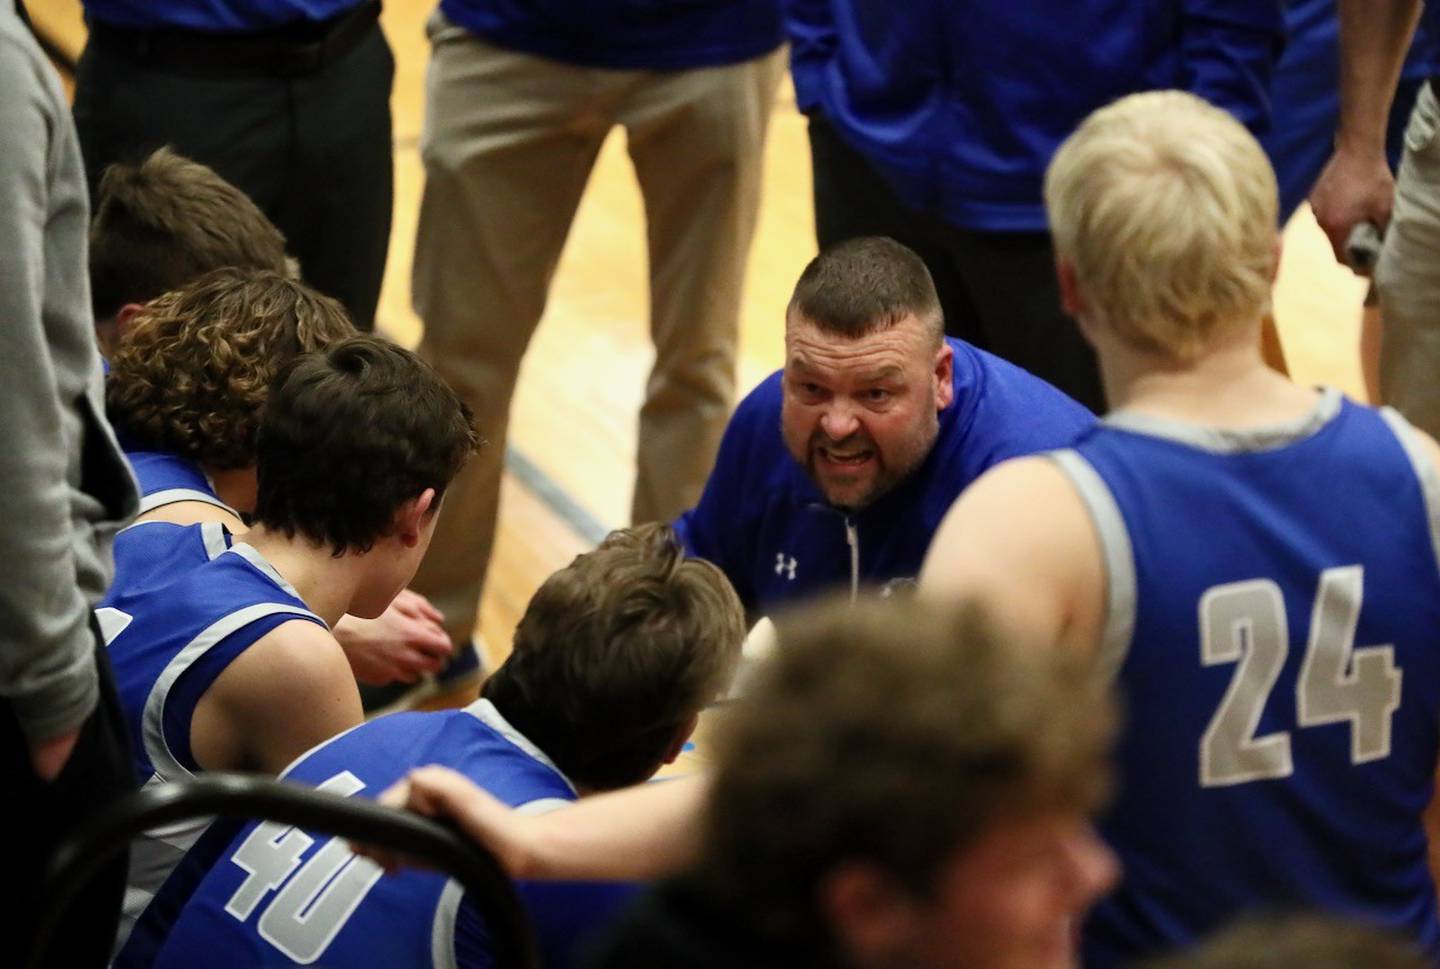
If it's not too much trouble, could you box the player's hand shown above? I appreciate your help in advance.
[333,589,453,686]
[354,766,528,877]
[1310,144,1396,267]
[29,726,81,782]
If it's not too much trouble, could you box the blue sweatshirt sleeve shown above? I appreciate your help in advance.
[781,0,835,112]
[1180,0,1287,134]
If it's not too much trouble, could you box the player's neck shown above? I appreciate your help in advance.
[238,524,360,627]
[205,464,258,516]
[1099,324,1318,428]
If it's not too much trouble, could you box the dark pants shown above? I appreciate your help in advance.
[72,17,395,332]
[5,633,135,968]
[808,113,1106,413]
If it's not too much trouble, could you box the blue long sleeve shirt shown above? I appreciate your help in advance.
[786,0,1286,232]
[674,338,1094,616]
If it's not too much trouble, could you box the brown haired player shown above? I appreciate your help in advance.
[141,523,743,969]
[107,268,456,689]
[103,335,477,958]
[89,148,291,355]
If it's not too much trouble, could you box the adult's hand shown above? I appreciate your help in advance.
[334,589,452,686]
[1310,145,1395,267]
[29,726,81,782]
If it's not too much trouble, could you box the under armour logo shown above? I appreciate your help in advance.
[774,553,798,581]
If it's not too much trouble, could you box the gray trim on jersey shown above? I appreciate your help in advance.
[228,542,308,605]
[463,698,578,796]
[114,774,214,956]
[1047,449,1137,681]
[201,520,229,560]
[140,601,324,781]
[1102,387,1344,453]
[137,486,238,517]
[1378,407,1440,580]
[431,879,466,969]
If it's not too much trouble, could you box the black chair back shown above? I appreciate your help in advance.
[31,772,538,969]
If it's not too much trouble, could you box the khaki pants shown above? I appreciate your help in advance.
[1378,80,1440,436]
[410,14,783,646]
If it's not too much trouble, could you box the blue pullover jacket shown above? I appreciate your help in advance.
[786,0,1286,232]
[674,338,1094,616]
[441,0,783,71]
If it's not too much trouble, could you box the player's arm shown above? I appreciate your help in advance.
[919,456,1105,657]
[195,620,364,776]
[368,768,708,882]
[137,499,247,533]
[1310,0,1423,262]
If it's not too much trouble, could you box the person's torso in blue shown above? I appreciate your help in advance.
[82,0,364,32]
[439,0,782,71]
[1263,0,1440,222]
[101,527,325,786]
[124,447,241,520]
[102,524,327,964]
[1054,392,1440,965]
[149,700,639,969]
[674,336,1093,616]
[786,0,1285,231]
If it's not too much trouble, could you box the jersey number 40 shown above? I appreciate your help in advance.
[1198,565,1402,788]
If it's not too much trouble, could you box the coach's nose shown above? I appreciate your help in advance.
[819,403,860,442]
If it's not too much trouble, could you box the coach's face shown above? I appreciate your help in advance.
[781,311,953,510]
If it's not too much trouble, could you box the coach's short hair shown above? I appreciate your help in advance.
[89,147,290,321]
[698,595,1113,954]
[483,524,745,791]
[1045,90,1278,361]
[1146,914,1428,969]
[107,268,356,470]
[251,336,479,554]
[788,237,944,344]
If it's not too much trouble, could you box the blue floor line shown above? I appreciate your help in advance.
[505,446,611,547]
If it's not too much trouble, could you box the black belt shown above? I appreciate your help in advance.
[86,0,382,78]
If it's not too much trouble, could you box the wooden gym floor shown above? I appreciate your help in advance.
[29,1,1371,732]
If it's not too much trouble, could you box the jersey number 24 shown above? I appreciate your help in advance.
[1198,565,1402,788]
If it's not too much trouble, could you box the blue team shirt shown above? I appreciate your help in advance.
[102,524,327,964]
[151,700,639,969]
[438,0,782,71]
[1051,392,1440,965]
[786,0,1285,231]
[125,448,239,520]
[674,337,1093,615]
[82,0,364,32]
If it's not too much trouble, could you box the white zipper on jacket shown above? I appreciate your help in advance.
[844,516,859,602]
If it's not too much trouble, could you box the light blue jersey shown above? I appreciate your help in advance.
[101,526,326,962]
[150,700,639,969]
[1054,391,1440,965]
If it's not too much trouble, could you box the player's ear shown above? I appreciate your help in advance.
[395,488,437,547]
[820,862,922,967]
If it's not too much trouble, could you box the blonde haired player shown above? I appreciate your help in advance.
[922,90,1440,964]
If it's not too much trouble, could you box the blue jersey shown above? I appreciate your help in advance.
[151,700,638,969]
[1051,391,1440,965]
[125,448,239,520]
[101,527,326,961]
